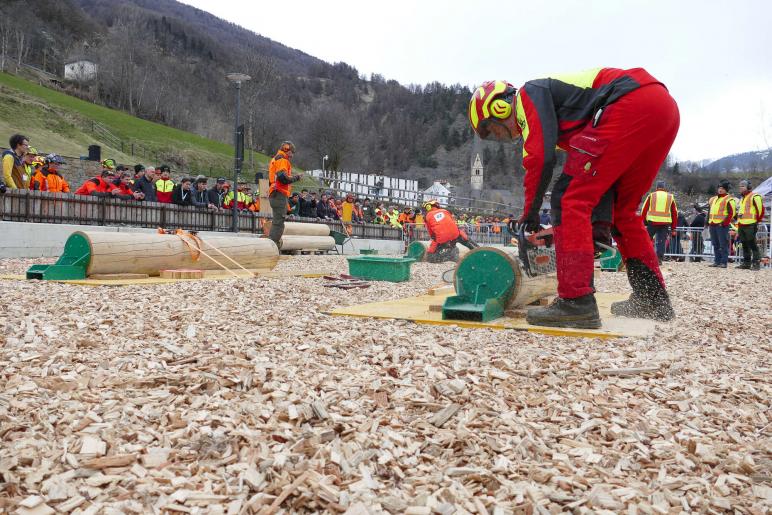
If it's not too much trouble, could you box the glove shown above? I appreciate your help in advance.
[518,212,541,233]
[506,219,518,236]
[671,230,677,237]
[0,181,6,194]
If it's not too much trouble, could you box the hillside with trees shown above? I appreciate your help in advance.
[0,0,767,207]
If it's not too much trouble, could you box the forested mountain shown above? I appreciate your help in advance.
[1,0,522,198]
[703,149,771,174]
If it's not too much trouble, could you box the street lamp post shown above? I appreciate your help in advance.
[226,73,251,233]
[321,154,328,174]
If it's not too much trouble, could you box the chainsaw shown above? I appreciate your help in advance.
[512,224,617,278]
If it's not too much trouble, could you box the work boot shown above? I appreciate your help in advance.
[736,262,751,269]
[708,263,720,267]
[611,259,675,321]
[526,294,601,329]
[751,261,761,271]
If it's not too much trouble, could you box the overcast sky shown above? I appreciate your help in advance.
[180,0,771,162]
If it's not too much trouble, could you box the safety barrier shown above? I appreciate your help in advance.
[401,222,511,247]
[0,190,404,240]
[661,226,770,263]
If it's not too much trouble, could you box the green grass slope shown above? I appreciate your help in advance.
[0,72,279,178]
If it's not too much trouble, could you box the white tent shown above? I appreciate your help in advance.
[752,175,772,263]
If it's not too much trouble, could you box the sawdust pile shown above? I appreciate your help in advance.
[1,257,770,514]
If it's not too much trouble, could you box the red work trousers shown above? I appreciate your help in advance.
[551,84,680,298]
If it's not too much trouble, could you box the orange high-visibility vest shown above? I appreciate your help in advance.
[268,151,292,196]
[738,193,763,225]
[645,190,674,223]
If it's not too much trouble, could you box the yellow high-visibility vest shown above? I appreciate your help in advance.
[645,190,675,223]
[738,193,763,225]
[708,195,735,225]
[155,179,174,193]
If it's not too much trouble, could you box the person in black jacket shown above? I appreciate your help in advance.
[207,177,227,209]
[172,177,194,206]
[132,166,157,202]
[192,177,215,209]
[298,189,314,218]
[316,193,332,219]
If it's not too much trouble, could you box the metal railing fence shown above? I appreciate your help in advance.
[0,190,404,240]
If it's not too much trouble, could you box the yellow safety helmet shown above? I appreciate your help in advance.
[468,80,517,139]
[423,199,440,211]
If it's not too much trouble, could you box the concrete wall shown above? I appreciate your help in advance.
[0,221,404,259]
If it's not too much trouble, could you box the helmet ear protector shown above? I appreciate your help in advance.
[489,96,513,119]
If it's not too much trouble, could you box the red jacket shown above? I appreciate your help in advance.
[75,176,112,196]
[425,208,461,245]
[515,67,664,220]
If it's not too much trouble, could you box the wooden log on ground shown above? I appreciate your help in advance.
[281,222,331,237]
[74,231,279,276]
[279,235,335,251]
[88,273,150,280]
[159,269,204,279]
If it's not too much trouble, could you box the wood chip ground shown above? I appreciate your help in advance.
[0,256,770,514]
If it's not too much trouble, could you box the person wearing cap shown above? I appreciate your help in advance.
[207,177,228,209]
[267,141,303,245]
[2,134,30,189]
[641,180,678,263]
[22,146,40,187]
[735,179,765,270]
[30,154,70,193]
[155,165,175,203]
[707,180,737,268]
[75,168,116,196]
[132,166,157,202]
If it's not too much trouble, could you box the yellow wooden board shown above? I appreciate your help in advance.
[0,271,331,287]
[327,291,658,339]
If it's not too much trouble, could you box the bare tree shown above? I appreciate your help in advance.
[0,14,11,72]
[304,103,358,173]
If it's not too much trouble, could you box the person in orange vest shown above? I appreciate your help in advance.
[707,180,737,268]
[641,180,678,263]
[155,165,175,203]
[735,179,765,270]
[267,141,302,244]
[30,154,70,193]
[423,200,478,262]
[75,169,116,196]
